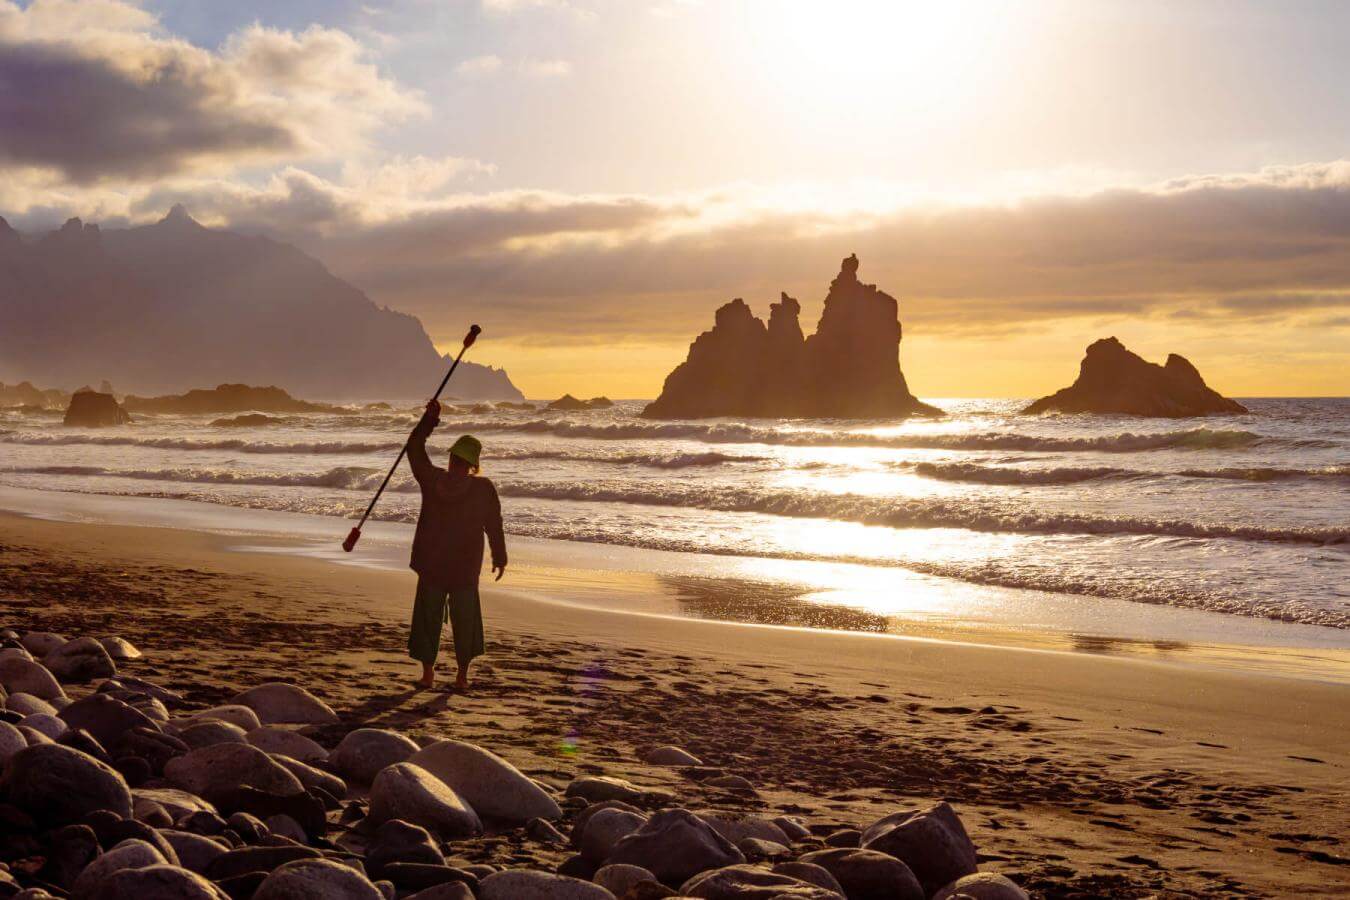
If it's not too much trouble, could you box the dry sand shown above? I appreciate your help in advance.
[1,510,1346,898]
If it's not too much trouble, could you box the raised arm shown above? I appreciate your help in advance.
[407,399,440,487]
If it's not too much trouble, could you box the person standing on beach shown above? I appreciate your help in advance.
[406,398,507,691]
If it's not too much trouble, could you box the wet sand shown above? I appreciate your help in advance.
[1,510,1347,897]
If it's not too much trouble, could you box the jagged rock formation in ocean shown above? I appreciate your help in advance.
[643,255,939,419]
[1023,337,1248,417]
[0,381,69,408]
[547,394,614,411]
[63,390,131,427]
[123,384,339,415]
[0,207,522,402]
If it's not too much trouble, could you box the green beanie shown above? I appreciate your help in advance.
[449,434,482,469]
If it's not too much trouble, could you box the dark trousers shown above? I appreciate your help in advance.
[408,576,484,668]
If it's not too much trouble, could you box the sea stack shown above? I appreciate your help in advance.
[643,255,939,419]
[1024,337,1248,417]
[62,390,132,426]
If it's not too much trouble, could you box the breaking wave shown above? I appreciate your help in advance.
[907,461,1350,485]
[16,464,1341,545]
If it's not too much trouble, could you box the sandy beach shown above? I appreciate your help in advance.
[3,508,1346,898]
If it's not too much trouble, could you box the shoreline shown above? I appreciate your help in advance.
[3,484,1347,684]
[1,509,1348,896]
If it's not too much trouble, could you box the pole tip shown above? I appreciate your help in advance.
[342,527,361,552]
[464,324,481,347]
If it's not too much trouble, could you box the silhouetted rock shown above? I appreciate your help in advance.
[63,390,131,426]
[1023,337,1247,417]
[643,256,938,419]
[124,384,333,415]
[0,380,68,408]
[548,395,614,411]
[1,208,522,402]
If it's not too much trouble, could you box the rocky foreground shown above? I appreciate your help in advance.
[0,627,1027,900]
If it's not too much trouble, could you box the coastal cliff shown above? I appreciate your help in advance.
[0,207,522,402]
[643,255,938,419]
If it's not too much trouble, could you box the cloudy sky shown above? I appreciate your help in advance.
[2,0,1348,397]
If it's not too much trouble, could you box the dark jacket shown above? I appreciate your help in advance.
[407,412,507,588]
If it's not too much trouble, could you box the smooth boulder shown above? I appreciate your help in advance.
[59,694,160,749]
[6,692,58,716]
[0,657,65,699]
[369,762,482,837]
[164,743,304,801]
[642,746,702,766]
[0,720,26,763]
[187,704,261,731]
[932,872,1029,900]
[231,683,338,725]
[20,632,66,656]
[273,753,347,797]
[1,743,133,823]
[861,802,977,896]
[593,864,660,897]
[479,870,616,900]
[44,637,117,683]
[93,865,226,899]
[680,865,843,899]
[566,775,644,804]
[248,726,327,763]
[179,719,248,749]
[605,809,745,885]
[100,637,143,660]
[409,739,563,823]
[71,839,166,898]
[367,819,445,875]
[580,808,648,864]
[160,830,228,874]
[253,858,384,900]
[331,728,419,783]
[798,848,923,900]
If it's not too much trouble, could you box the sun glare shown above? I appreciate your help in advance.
[745,0,1007,116]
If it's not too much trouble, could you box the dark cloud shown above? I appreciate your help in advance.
[0,40,296,182]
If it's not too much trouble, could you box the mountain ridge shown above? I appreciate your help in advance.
[0,208,522,402]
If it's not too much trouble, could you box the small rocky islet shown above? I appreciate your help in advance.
[0,627,1028,900]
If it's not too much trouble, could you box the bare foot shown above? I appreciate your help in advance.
[417,663,435,690]
[454,675,469,693]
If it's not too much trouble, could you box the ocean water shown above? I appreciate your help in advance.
[2,398,1346,633]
